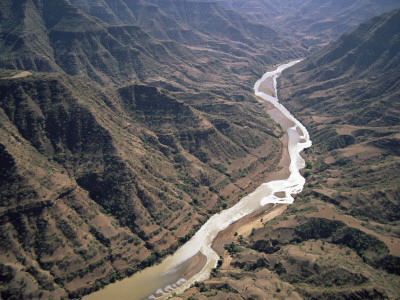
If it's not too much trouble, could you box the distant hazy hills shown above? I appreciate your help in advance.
[203,0,400,50]
[0,0,306,87]
[280,8,400,129]
[71,0,281,43]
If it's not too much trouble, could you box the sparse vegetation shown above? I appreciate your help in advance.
[224,243,243,255]
[1,0,399,299]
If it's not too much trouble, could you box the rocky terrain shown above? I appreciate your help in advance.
[1,1,399,299]
[0,0,306,88]
[179,8,400,300]
[0,67,288,298]
[0,0,306,298]
[278,7,400,225]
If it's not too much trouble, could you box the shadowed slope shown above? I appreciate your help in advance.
[0,64,285,298]
[0,0,307,88]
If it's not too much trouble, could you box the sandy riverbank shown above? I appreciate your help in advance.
[211,204,288,256]
[179,74,296,280]
[210,89,295,266]
[171,60,310,299]
[179,251,207,279]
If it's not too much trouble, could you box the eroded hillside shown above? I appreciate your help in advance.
[0,0,307,88]
[278,8,400,224]
[1,0,399,299]
[178,8,400,300]
[0,65,283,299]
[0,0,312,297]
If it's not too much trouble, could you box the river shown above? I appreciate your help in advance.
[83,60,311,300]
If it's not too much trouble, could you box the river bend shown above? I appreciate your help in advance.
[84,60,312,300]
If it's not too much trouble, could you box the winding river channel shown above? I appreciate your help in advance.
[84,60,312,300]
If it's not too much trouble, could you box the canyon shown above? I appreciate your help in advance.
[1,1,400,299]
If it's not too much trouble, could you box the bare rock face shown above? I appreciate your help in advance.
[0,0,307,88]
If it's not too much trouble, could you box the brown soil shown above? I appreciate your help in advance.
[235,205,288,238]
[264,101,296,131]
[212,204,273,256]
[306,203,400,256]
[260,106,293,183]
